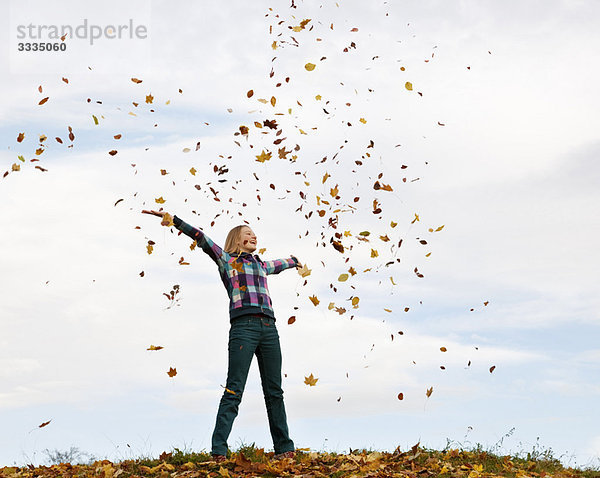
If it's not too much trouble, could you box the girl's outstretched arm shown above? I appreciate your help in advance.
[142,210,226,266]
[172,215,226,266]
[262,255,301,275]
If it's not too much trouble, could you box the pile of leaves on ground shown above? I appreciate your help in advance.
[1,443,597,478]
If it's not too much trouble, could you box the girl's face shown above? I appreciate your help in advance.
[238,227,257,253]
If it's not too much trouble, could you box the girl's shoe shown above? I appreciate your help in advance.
[274,450,295,460]
[212,454,226,463]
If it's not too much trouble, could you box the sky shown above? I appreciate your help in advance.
[1,0,599,469]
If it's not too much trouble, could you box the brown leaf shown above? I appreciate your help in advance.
[38,97,49,105]
[17,132,25,143]
[426,386,433,398]
[304,373,318,386]
[489,365,496,373]
[39,420,51,428]
[288,316,296,325]
[131,77,143,83]
[167,367,177,377]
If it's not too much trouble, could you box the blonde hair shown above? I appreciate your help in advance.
[224,225,250,254]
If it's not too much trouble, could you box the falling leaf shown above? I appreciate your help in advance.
[309,295,320,306]
[288,316,296,325]
[405,82,413,91]
[224,387,236,395]
[17,132,25,142]
[338,273,349,282]
[426,386,433,398]
[489,365,496,373]
[108,150,118,156]
[147,244,154,254]
[483,301,489,306]
[304,373,318,386]
[145,94,153,104]
[161,212,174,227]
[182,147,191,153]
[397,393,404,400]
[305,62,316,71]
[155,196,166,204]
[114,198,124,207]
[255,150,272,163]
[167,367,177,377]
[359,117,367,124]
[114,134,122,140]
[190,167,197,176]
[39,420,51,428]
[147,345,164,351]
[12,163,21,172]
[270,96,276,106]
[411,213,420,224]
[440,347,447,352]
[131,78,143,83]
[351,297,359,308]
[298,264,312,277]
[92,115,99,125]
[38,97,49,105]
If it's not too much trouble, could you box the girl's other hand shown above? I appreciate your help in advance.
[142,209,167,218]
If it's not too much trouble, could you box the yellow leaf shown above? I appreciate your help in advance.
[271,40,278,50]
[147,345,164,351]
[257,98,268,104]
[146,244,153,254]
[405,81,413,91]
[270,96,276,107]
[299,128,307,135]
[351,297,359,308]
[12,163,21,171]
[155,196,166,204]
[92,115,99,125]
[298,264,311,277]
[359,117,367,124]
[255,150,272,163]
[304,373,318,386]
[370,249,378,258]
[309,295,320,306]
[435,225,445,232]
[190,167,197,175]
[322,172,330,183]
[384,308,392,313]
[258,247,266,255]
[338,273,349,282]
[330,185,339,197]
[161,212,174,227]
[315,94,322,100]
[146,94,154,104]
[328,302,335,310]
[390,276,396,285]
[411,213,420,224]
[305,62,316,71]
[182,147,191,153]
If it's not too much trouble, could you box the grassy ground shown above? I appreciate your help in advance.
[1,443,598,477]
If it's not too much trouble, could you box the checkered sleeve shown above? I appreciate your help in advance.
[173,215,226,266]
[262,256,298,275]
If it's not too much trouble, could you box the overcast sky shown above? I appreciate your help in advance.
[1,0,599,469]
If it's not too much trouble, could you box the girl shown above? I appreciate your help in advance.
[145,210,300,461]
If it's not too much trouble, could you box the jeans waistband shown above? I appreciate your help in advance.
[231,314,274,323]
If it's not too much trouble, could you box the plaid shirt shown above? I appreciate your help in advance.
[173,216,298,321]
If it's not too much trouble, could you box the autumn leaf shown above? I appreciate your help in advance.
[167,367,177,377]
[489,365,496,373]
[298,264,312,277]
[304,373,318,386]
[161,212,174,227]
[108,150,118,156]
[38,97,49,105]
[426,386,433,398]
[92,115,99,125]
[155,196,166,204]
[351,297,359,308]
[405,81,413,91]
[288,316,296,325]
[338,273,349,282]
[17,132,25,142]
[147,345,164,351]
[39,420,51,428]
[309,295,320,306]
[305,62,316,71]
[131,77,143,83]
[255,149,272,163]
[440,347,447,352]
[190,167,197,175]
[146,94,154,104]
[397,393,404,400]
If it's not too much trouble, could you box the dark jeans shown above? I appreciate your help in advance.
[211,315,294,456]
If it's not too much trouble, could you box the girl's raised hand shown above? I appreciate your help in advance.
[142,209,167,218]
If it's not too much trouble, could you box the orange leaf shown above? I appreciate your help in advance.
[17,132,25,142]
[288,316,296,325]
[304,373,318,386]
[167,367,177,377]
[38,97,49,105]
[147,345,164,351]
[309,295,320,306]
